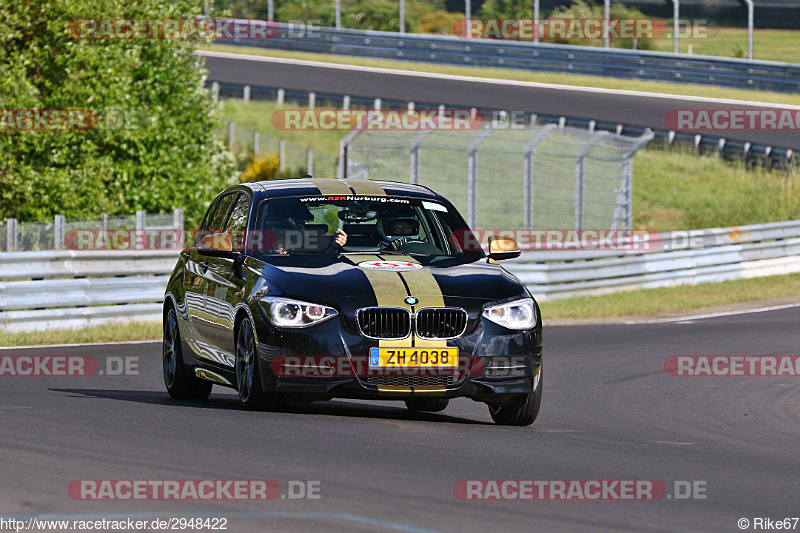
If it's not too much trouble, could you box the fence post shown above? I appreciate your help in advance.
[54,214,65,251]
[338,129,363,179]
[102,213,108,232]
[279,139,286,172]
[409,131,432,185]
[228,121,235,150]
[467,129,493,229]
[277,88,285,106]
[243,85,251,103]
[307,147,314,175]
[308,92,316,109]
[522,124,557,229]
[211,82,219,103]
[373,98,381,111]
[253,130,260,157]
[343,95,350,111]
[173,208,184,229]
[574,132,607,230]
[7,218,17,252]
[136,210,145,250]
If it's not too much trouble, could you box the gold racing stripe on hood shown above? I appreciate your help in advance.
[394,256,447,348]
[346,254,448,348]
[343,179,386,196]
[350,254,409,348]
[309,178,353,196]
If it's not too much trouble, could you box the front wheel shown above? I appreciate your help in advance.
[488,366,542,426]
[235,317,284,411]
[163,306,212,400]
[405,398,449,412]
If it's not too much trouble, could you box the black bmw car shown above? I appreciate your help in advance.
[163,178,542,425]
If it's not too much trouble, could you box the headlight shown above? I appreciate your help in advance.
[260,297,338,328]
[482,298,537,330]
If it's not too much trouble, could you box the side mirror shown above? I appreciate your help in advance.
[488,236,521,261]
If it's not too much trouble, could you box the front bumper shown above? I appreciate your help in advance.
[254,311,542,402]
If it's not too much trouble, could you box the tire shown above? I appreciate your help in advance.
[488,365,542,426]
[404,398,449,412]
[235,317,284,411]
[163,305,213,400]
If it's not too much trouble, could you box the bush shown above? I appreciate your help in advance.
[240,153,308,182]
[0,0,237,226]
[548,0,657,50]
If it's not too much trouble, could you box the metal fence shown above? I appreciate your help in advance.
[224,23,800,93]
[224,122,338,178]
[342,124,653,230]
[211,81,799,172]
[2,219,799,331]
[1,210,183,252]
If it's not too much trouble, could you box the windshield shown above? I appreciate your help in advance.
[253,194,482,260]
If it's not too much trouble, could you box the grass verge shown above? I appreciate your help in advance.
[0,322,162,348]
[3,274,799,345]
[201,44,800,107]
[539,272,800,320]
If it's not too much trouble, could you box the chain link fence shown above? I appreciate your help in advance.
[223,122,338,178]
[2,210,183,252]
[343,125,652,230]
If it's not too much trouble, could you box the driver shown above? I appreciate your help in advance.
[377,210,420,251]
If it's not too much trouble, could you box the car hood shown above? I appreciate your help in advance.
[249,254,527,310]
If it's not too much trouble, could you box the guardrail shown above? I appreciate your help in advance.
[504,219,800,300]
[226,23,800,93]
[1,220,799,331]
[0,250,178,332]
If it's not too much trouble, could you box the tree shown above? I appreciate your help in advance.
[0,0,237,224]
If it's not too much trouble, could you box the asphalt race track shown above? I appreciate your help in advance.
[200,51,800,150]
[1,306,798,532]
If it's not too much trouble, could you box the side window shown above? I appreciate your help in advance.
[207,193,236,233]
[225,194,250,251]
[198,193,236,249]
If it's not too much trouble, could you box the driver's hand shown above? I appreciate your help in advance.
[334,228,347,247]
[389,237,408,251]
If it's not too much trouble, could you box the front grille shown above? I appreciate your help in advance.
[364,375,455,387]
[415,308,468,339]
[357,307,411,339]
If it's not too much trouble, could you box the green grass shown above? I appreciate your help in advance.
[0,322,162,347]
[540,272,800,319]
[650,27,800,64]
[202,43,800,106]
[633,149,800,231]
[4,274,800,344]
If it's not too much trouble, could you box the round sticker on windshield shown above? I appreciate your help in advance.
[358,260,423,272]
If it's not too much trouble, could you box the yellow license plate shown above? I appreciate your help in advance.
[369,347,458,368]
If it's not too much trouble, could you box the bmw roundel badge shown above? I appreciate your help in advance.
[405,296,418,305]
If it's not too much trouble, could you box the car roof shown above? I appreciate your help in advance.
[238,178,443,201]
